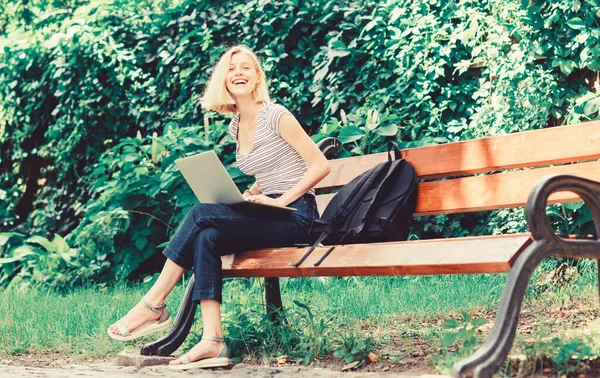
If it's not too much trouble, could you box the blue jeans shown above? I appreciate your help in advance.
[163,194,319,303]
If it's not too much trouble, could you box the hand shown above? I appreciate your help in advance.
[242,190,252,200]
[246,194,285,207]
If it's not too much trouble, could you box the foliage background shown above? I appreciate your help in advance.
[1,0,600,289]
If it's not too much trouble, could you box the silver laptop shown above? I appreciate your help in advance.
[175,151,296,212]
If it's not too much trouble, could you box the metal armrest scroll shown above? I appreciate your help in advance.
[526,174,600,247]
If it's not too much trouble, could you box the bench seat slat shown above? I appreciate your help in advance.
[316,121,600,190]
[316,160,600,216]
[221,234,532,278]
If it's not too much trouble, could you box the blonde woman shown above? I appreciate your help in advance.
[107,45,330,370]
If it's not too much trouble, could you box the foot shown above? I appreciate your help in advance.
[109,299,165,336]
[168,338,225,366]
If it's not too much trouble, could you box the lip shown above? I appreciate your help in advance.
[231,78,248,85]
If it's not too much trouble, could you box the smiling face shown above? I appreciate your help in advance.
[226,52,260,99]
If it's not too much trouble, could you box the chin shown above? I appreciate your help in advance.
[230,90,253,98]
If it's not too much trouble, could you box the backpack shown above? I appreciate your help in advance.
[293,142,418,267]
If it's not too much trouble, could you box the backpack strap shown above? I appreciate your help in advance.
[387,141,401,161]
[312,228,354,266]
[292,162,389,267]
[350,143,405,235]
[354,160,409,235]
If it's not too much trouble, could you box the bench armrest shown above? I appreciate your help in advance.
[526,174,600,242]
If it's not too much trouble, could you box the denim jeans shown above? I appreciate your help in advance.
[163,193,319,303]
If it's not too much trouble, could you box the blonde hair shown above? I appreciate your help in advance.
[201,45,271,115]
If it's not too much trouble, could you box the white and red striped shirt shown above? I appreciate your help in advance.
[228,102,314,196]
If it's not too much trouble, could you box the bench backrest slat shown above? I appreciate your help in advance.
[317,160,600,215]
[316,121,600,191]
[314,121,600,216]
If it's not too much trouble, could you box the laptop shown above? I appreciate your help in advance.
[175,151,296,212]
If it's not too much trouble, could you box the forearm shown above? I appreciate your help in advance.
[243,182,261,198]
[277,162,330,206]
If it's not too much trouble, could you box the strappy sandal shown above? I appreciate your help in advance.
[107,297,172,341]
[169,335,231,370]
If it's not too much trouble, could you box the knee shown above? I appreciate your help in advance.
[190,203,207,217]
[193,228,223,251]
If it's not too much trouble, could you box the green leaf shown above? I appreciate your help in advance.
[442,319,460,329]
[134,237,148,250]
[558,60,577,75]
[364,20,378,32]
[338,126,365,144]
[27,236,55,253]
[375,124,398,136]
[546,208,564,219]
[566,18,586,30]
[344,353,356,363]
[472,318,487,328]
[13,245,38,258]
[442,332,457,347]
[52,234,70,254]
[461,312,472,323]
[583,97,600,116]
[0,232,24,246]
[0,257,24,264]
[314,64,329,82]
[563,202,584,211]
[334,349,345,358]
[328,49,350,58]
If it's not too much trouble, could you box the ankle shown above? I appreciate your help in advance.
[202,335,225,343]
[140,296,167,315]
[142,295,166,308]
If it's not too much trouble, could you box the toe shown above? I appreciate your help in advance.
[110,324,121,335]
[168,359,181,365]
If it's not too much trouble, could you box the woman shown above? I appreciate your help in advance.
[107,45,330,370]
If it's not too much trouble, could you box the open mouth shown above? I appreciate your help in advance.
[232,79,247,85]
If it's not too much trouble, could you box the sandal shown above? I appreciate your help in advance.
[107,297,172,341]
[169,335,231,370]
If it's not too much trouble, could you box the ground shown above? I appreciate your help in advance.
[3,303,599,377]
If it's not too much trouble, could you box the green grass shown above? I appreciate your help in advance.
[278,274,509,318]
[0,268,597,372]
[0,281,188,357]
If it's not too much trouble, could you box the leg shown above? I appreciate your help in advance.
[452,241,553,378]
[143,202,313,355]
[109,259,185,336]
[265,277,284,325]
[110,203,225,338]
[168,299,226,366]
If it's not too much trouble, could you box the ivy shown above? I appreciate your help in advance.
[1,0,599,288]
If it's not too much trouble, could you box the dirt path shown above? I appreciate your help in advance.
[0,362,447,378]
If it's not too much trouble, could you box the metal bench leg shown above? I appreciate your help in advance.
[452,241,554,378]
[264,277,284,325]
[141,275,198,356]
[454,174,600,377]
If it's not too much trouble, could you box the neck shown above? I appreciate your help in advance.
[236,96,260,120]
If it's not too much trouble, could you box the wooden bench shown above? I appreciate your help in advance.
[142,120,600,378]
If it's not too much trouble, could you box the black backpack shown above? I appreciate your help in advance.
[293,142,418,267]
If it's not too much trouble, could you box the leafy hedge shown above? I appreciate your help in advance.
[1,0,599,289]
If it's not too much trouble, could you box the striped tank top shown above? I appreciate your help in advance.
[228,102,314,196]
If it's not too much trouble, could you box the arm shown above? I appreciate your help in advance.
[249,113,330,206]
[243,182,261,199]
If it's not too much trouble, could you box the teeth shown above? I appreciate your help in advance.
[233,80,246,85]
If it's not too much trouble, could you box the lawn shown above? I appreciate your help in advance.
[1,264,598,376]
